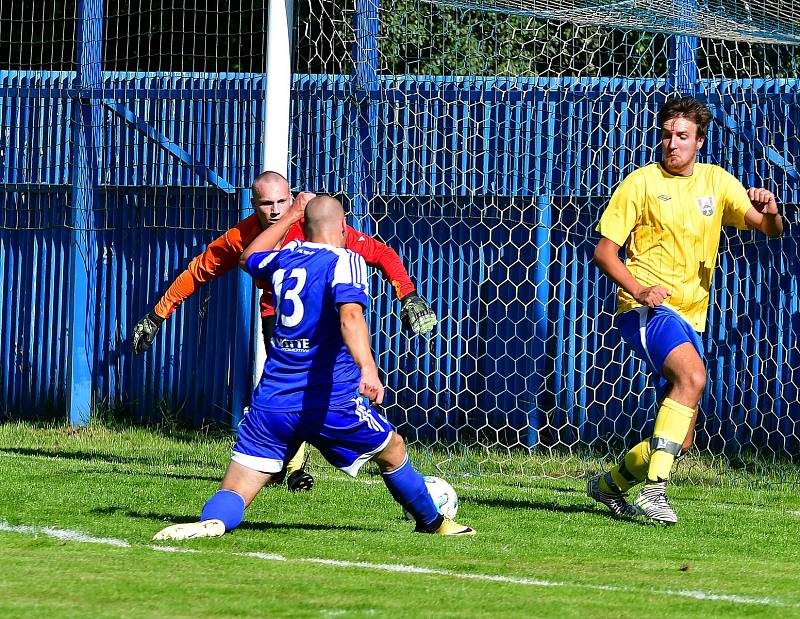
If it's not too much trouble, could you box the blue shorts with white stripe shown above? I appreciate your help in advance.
[232,397,393,478]
[615,305,705,402]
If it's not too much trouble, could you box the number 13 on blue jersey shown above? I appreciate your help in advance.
[273,268,307,328]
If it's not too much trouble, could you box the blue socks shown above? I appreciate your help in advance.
[201,489,246,531]
[201,462,439,532]
[382,456,440,527]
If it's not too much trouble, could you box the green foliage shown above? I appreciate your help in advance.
[375,0,799,78]
[379,0,555,75]
[3,0,798,77]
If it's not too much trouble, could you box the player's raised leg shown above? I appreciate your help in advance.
[372,432,475,536]
[633,342,704,524]
[589,306,705,522]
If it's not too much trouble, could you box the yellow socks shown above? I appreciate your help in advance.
[600,440,651,493]
[646,398,695,483]
[599,398,695,493]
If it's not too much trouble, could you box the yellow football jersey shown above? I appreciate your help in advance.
[597,163,753,332]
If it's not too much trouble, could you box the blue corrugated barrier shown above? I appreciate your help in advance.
[0,69,798,459]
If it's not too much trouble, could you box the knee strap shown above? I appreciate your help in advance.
[650,437,683,456]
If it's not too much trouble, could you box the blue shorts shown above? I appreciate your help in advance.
[232,397,394,477]
[615,305,705,402]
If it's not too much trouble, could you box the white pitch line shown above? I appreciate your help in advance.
[149,545,199,553]
[244,555,793,607]
[0,521,797,609]
[0,521,131,548]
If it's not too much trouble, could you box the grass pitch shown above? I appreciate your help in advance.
[1,422,800,618]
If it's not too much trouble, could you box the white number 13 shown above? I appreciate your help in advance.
[273,268,307,328]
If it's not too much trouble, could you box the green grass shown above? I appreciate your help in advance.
[2,422,800,618]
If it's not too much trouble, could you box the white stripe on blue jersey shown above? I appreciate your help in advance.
[329,243,368,292]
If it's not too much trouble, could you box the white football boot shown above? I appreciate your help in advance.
[152,519,226,541]
[633,482,678,524]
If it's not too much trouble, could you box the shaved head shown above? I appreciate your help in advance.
[253,170,289,191]
[303,196,346,246]
[251,171,291,227]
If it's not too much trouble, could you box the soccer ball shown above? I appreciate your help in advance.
[403,476,459,520]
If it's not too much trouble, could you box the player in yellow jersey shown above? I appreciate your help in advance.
[587,97,783,523]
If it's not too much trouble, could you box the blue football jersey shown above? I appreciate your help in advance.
[245,240,369,411]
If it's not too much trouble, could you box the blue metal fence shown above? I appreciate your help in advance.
[0,68,798,457]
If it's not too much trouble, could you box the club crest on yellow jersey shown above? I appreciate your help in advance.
[696,196,716,216]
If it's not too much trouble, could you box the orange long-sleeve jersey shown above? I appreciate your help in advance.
[153,214,416,319]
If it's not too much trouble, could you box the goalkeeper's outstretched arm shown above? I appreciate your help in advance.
[132,219,259,354]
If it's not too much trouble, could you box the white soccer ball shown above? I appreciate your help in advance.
[403,475,459,520]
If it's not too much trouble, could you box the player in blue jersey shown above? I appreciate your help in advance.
[153,195,475,539]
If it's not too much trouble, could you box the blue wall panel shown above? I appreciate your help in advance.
[92,189,255,427]
[0,190,71,419]
[0,69,798,458]
[291,75,798,205]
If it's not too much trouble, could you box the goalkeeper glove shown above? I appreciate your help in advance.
[400,293,437,335]
[132,311,165,354]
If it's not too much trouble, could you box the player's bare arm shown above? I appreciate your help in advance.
[239,192,316,268]
[744,187,783,237]
[339,302,385,405]
[593,237,671,308]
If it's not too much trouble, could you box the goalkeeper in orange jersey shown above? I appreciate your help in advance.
[587,97,783,524]
[132,171,437,491]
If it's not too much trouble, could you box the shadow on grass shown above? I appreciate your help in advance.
[471,497,671,527]
[468,494,645,523]
[0,446,146,465]
[468,495,597,515]
[0,447,221,482]
[92,506,381,533]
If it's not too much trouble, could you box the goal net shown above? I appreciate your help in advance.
[0,1,797,483]
[291,0,800,481]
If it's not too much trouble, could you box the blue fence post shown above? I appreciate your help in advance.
[527,194,552,447]
[231,188,255,430]
[67,0,103,426]
[350,0,379,234]
[668,0,698,96]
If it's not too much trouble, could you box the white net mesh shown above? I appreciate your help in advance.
[291,0,800,481]
[1,2,798,484]
[435,0,800,45]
